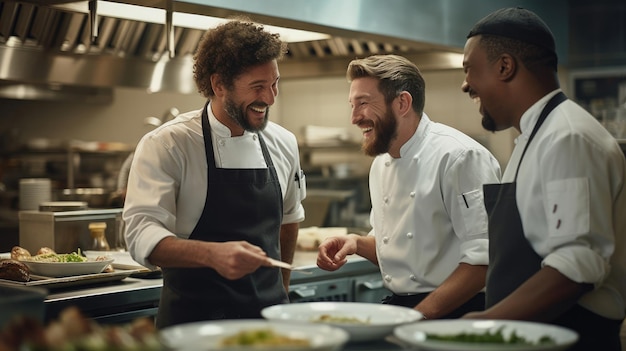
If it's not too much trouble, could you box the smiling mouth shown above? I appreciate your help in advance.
[250,105,267,114]
[360,127,374,139]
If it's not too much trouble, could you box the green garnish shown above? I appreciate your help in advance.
[426,327,556,345]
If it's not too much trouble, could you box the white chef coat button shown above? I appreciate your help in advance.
[409,191,416,198]
[382,236,389,244]
[219,140,225,146]
[406,232,413,239]
[409,274,417,281]
[384,274,392,282]
[383,196,389,204]
[413,155,419,161]
[385,161,391,167]
[252,134,258,140]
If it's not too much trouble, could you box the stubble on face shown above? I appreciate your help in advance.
[224,94,269,132]
[362,106,398,156]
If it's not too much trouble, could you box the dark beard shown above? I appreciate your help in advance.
[481,112,497,132]
[224,96,269,132]
[363,107,397,156]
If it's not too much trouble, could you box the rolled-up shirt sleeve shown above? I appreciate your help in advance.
[445,148,501,266]
[515,128,618,285]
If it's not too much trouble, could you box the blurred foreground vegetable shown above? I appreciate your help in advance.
[0,306,161,351]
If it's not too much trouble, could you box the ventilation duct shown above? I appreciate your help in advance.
[0,0,471,99]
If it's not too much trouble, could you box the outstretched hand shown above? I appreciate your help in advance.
[316,235,356,271]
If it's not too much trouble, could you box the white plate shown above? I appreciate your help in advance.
[159,319,349,351]
[20,259,114,277]
[84,251,147,270]
[262,302,423,342]
[393,319,579,351]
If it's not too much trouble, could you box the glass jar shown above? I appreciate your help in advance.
[89,222,110,251]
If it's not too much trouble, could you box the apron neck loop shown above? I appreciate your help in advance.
[514,92,568,181]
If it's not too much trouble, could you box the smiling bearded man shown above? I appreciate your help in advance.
[316,54,501,320]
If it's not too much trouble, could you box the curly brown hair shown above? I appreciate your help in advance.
[193,17,288,98]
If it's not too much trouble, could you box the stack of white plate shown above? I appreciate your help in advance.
[19,178,51,210]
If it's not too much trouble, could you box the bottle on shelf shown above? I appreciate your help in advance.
[89,222,110,251]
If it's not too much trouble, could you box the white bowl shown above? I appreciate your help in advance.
[393,319,579,351]
[262,302,423,342]
[21,259,114,277]
[159,319,349,351]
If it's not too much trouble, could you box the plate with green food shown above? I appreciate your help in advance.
[262,302,423,342]
[159,319,349,350]
[393,319,578,351]
[19,251,114,277]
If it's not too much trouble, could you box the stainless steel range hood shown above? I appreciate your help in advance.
[0,0,503,100]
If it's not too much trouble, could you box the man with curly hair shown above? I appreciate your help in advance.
[123,18,306,328]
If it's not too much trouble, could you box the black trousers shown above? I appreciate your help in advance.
[552,304,622,351]
[382,292,485,319]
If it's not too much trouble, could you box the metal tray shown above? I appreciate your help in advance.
[0,268,143,290]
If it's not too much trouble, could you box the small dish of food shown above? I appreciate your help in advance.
[159,319,349,350]
[393,319,579,351]
[12,247,114,277]
[261,301,423,342]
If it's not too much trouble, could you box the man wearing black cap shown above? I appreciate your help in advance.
[461,7,626,350]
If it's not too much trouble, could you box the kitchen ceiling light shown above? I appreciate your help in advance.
[52,1,330,43]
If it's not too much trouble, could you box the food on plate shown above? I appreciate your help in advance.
[21,251,88,263]
[0,259,30,282]
[312,314,371,324]
[425,328,556,345]
[10,246,31,261]
[12,246,90,263]
[219,328,309,348]
[36,247,56,256]
[0,306,161,351]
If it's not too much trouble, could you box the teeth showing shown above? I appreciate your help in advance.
[251,106,266,113]
[361,127,373,133]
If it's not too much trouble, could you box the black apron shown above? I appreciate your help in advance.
[156,103,287,329]
[483,92,621,350]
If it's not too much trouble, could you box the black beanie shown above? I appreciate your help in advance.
[467,7,557,60]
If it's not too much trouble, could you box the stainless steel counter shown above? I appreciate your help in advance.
[42,253,382,322]
[290,252,379,284]
[38,255,405,350]
[45,275,162,324]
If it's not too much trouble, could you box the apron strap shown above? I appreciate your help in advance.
[514,92,567,181]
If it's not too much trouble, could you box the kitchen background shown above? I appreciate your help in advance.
[0,0,624,248]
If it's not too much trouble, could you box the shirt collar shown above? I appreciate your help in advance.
[519,89,562,136]
[398,113,431,158]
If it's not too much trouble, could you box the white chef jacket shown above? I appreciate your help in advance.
[504,89,626,320]
[123,104,306,269]
[370,113,501,294]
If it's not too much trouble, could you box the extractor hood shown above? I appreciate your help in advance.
[0,0,473,100]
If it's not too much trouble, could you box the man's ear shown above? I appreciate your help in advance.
[498,53,517,82]
[211,74,225,97]
[396,91,413,117]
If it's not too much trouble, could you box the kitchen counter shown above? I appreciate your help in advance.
[45,275,162,324]
[41,253,380,322]
[35,253,402,350]
[290,251,379,284]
